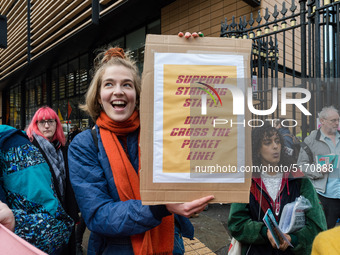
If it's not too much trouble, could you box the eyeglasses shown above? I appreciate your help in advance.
[37,119,56,126]
[326,118,340,123]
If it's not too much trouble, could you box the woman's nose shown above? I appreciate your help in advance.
[113,85,124,95]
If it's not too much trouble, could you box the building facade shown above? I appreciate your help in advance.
[0,0,168,129]
[1,0,337,135]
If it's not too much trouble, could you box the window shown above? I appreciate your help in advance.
[59,64,67,99]
[25,74,47,124]
[8,84,21,127]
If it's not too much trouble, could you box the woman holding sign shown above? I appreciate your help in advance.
[68,47,214,255]
[228,124,326,255]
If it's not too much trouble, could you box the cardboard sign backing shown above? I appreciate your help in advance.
[140,34,252,204]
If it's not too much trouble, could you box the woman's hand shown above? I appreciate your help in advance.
[165,195,214,218]
[267,228,277,249]
[267,229,291,251]
[0,201,15,231]
[278,233,291,251]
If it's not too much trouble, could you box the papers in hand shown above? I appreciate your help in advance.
[263,208,293,249]
[316,154,338,168]
[279,202,296,234]
[279,195,311,234]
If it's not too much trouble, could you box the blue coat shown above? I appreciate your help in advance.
[68,127,194,254]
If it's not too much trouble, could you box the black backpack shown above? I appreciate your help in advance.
[300,140,314,164]
[282,134,313,164]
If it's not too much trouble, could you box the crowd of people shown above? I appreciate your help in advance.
[0,45,339,255]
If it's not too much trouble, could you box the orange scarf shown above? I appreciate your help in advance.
[96,111,174,255]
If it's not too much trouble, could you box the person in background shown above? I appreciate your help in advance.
[68,125,81,145]
[0,124,73,254]
[68,47,214,254]
[228,124,326,255]
[297,106,340,229]
[67,126,74,144]
[275,119,294,156]
[26,107,79,254]
[75,215,87,255]
[296,127,310,142]
[311,226,340,255]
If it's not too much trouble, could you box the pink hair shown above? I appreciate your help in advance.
[26,106,66,146]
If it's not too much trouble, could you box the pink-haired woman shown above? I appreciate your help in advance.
[26,106,79,255]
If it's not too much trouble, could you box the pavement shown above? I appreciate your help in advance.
[80,203,232,255]
[188,204,231,254]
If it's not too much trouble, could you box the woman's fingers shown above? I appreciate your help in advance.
[279,234,291,251]
[192,195,214,210]
[185,195,215,216]
[267,229,291,251]
[279,241,289,251]
[178,32,204,39]
[266,229,277,249]
[165,195,214,217]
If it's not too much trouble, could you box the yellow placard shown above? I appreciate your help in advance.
[162,64,238,173]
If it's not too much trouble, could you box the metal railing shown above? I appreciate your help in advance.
[221,0,340,138]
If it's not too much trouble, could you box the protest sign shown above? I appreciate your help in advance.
[140,34,252,204]
[0,224,47,254]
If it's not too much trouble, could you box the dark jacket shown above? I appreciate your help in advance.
[278,128,294,150]
[32,137,79,255]
[228,175,326,255]
[0,184,6,202]
[68,126,194,255]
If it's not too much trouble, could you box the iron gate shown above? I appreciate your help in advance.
[220,0,340,139]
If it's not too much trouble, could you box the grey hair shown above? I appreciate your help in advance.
[318,106,339,120]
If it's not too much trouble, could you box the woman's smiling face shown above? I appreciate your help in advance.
[98,65,136,122]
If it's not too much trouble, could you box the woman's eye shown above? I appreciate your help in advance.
[104,82,113,87]
[123,83,132,88]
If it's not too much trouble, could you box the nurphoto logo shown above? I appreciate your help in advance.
[196,81,312,128]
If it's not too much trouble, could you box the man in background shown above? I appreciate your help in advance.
[297,106,340,229]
